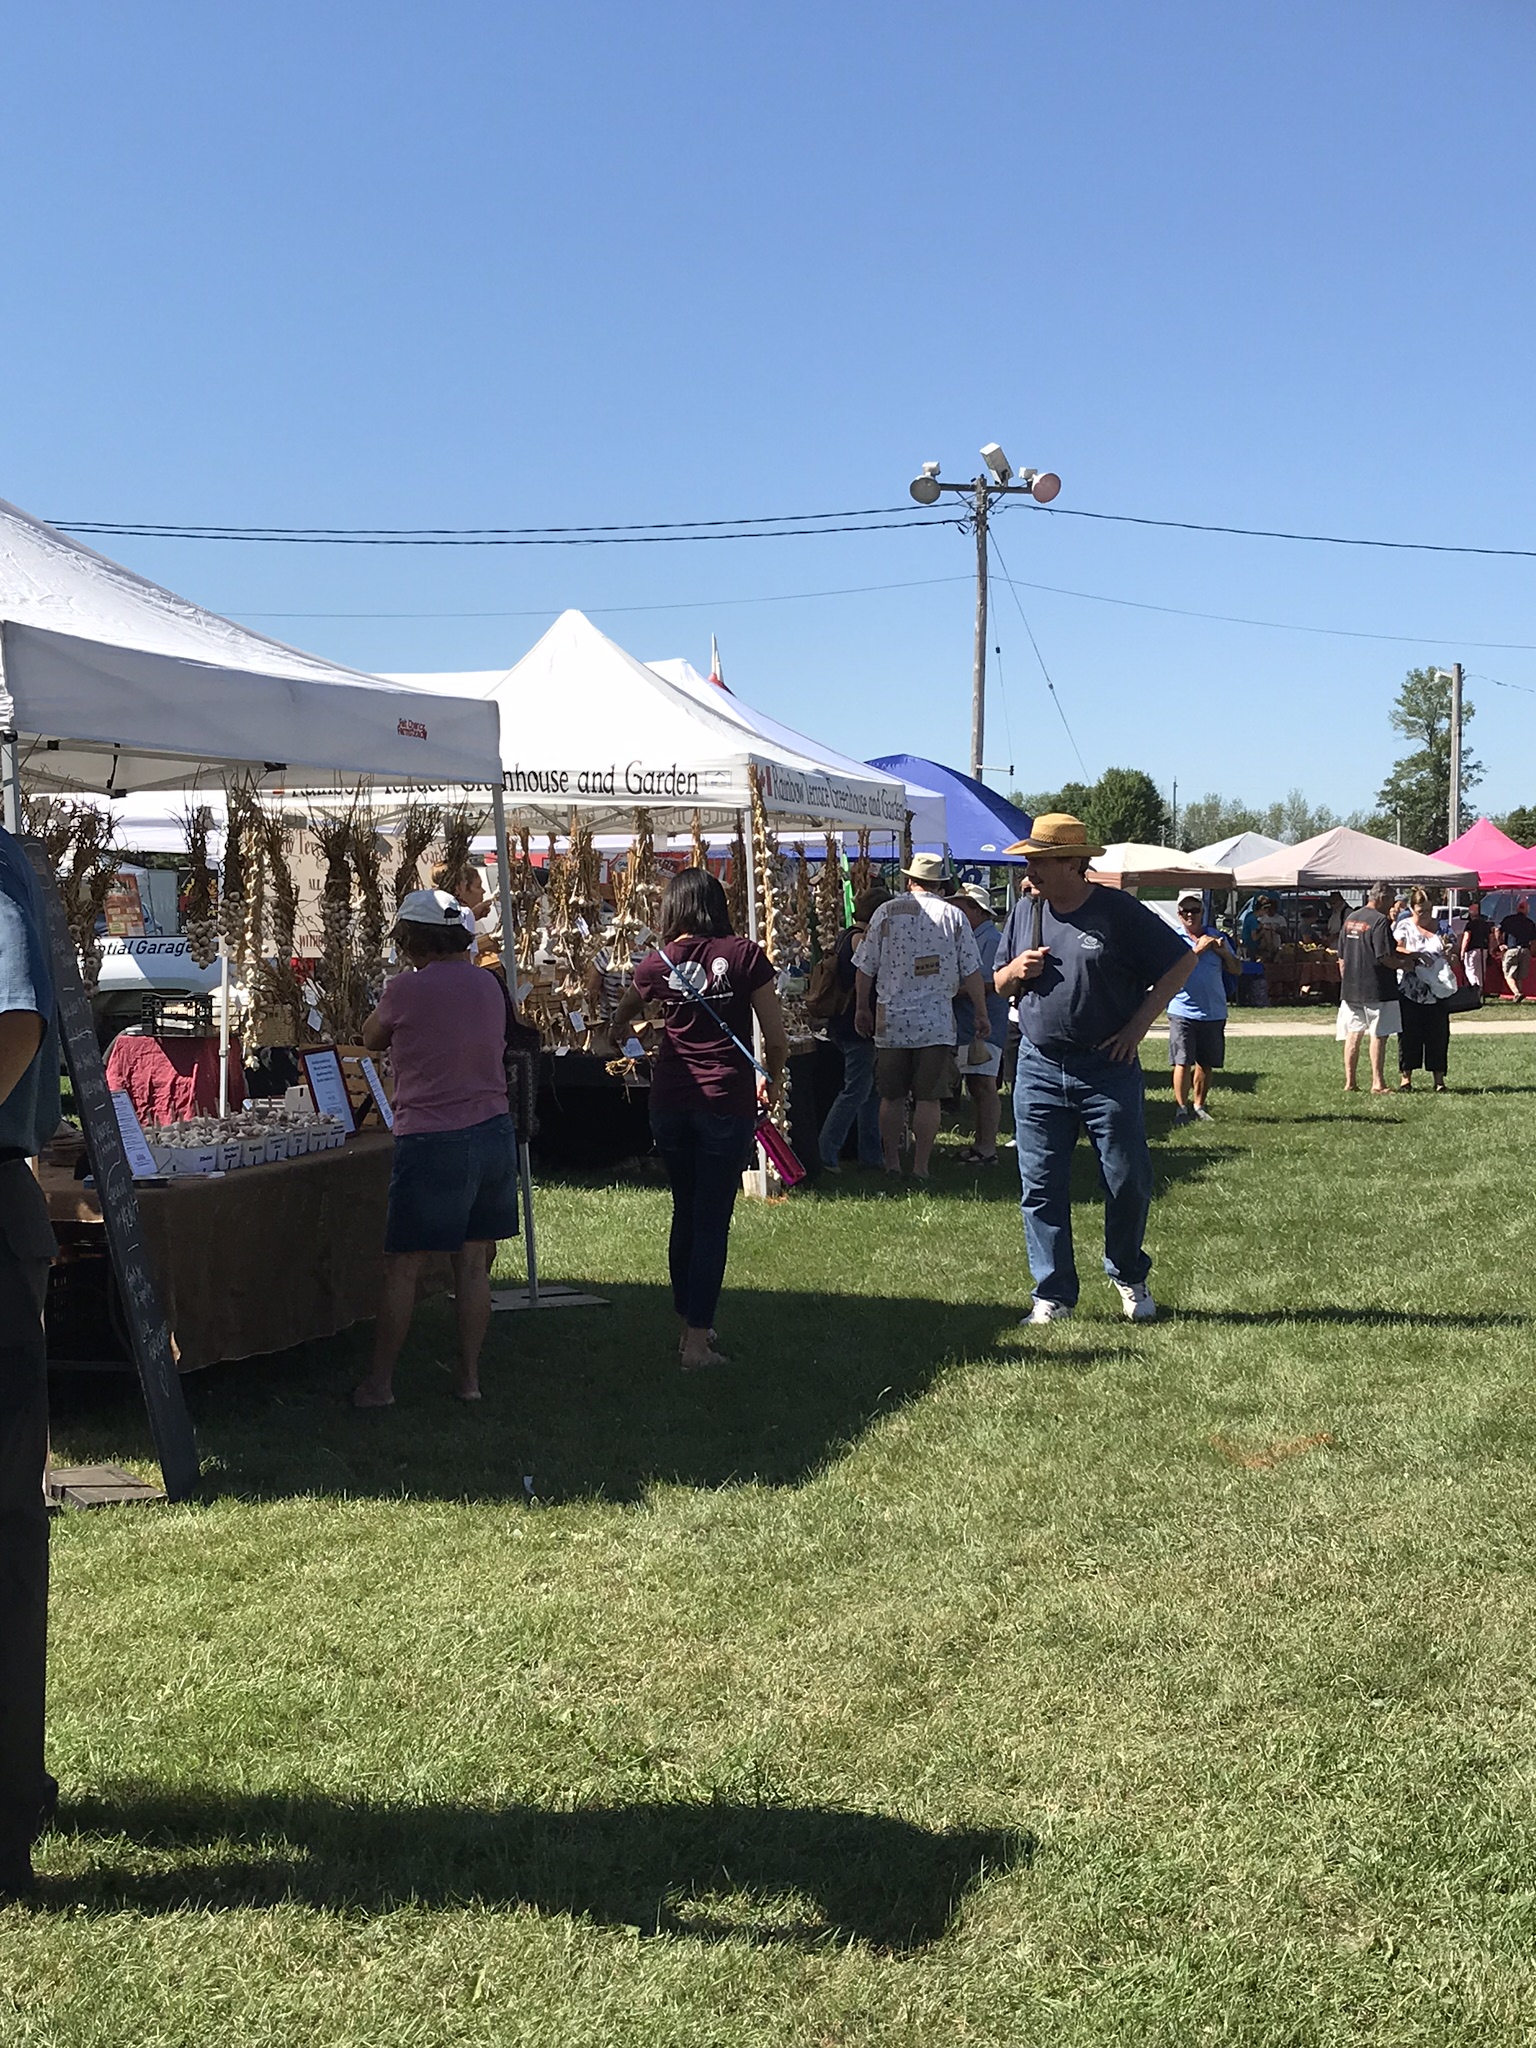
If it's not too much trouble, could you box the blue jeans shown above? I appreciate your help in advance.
[1012,1040,1154,1308]
[819,1034,882,1168]
[651,1108,757,1328]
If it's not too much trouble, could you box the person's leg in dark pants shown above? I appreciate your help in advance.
[1012,1043,1084,1312]
[681,1115,752,1334]
[1076,1056,1155,1295]
[652,1111,754,1367]
[0,1163,56,1897]
[652,1115,701,1324]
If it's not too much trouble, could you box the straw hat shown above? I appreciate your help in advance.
[900,851,957,887]
[1003,812,1105,859]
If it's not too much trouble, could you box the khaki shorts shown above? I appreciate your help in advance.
[876,1044,960,1102]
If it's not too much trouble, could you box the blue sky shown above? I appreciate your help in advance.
[4,1,1535,821]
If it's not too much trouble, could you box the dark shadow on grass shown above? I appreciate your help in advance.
[1172,1307,1526,1329]
[51,1134,1243,1504]
[49,1786,1028,1952]
[52,1283,1031,1506]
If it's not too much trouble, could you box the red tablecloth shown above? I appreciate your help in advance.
[103,1032,246,1124]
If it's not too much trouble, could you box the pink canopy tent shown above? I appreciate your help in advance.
[1431,819,1536,890]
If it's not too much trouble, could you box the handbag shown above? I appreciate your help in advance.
[1443,982,1483,1015]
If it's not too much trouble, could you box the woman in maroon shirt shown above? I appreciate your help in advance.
[616,869,788,1371]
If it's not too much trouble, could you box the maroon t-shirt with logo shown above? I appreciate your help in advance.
[631,934,775,1116]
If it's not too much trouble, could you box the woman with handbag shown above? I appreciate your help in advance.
[614,868,788,1372]
[1397,888,1454,1093]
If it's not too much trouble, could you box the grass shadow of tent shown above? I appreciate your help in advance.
[53,1786,1030,1952]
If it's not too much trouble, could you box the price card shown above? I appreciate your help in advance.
[359,1056,395,1131]
[300,1045,356,1134]
[110,1091,161,1180]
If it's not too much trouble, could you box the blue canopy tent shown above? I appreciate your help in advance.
[865,754,1032,866]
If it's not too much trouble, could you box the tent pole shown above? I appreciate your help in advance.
[0,736,20,835]
[1,633,20,833]
[741,808,768,1200]
[217,945,231,1117]
[492,777,539,1306]
[491,779,517,990]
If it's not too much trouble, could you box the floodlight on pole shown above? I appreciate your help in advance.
[906,440,1063,779]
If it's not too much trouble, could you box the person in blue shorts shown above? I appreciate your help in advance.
[1168,889,1240,1126]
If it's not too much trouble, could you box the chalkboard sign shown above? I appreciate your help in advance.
[22,841,199,1502]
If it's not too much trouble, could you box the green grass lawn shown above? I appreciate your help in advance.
[11,1035,1536,2046]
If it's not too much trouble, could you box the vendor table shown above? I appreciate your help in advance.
[42,1129,397,1372]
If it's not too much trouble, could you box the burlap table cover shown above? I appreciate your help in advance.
[41,1130,399,1371]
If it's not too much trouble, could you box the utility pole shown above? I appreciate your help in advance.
[970,479,989,783]
[909,444,1061,784]
[1432,662,1465,850]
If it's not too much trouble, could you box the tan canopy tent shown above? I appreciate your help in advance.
[1089,842,1235,892]
[1232,827,1477,892]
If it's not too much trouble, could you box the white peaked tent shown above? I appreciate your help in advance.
[645,656,947,847]
[0,496,501,802]
[385,609,910,836]
[1189,830,1287,869]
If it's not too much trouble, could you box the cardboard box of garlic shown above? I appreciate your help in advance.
[142,1107,349,1175]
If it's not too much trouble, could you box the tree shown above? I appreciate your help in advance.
[1013,780,1094,821]
[1496,806,1536,847]
[1015,771,1168,844]
[1084,767,1169,847]
[1374,667,1482,852]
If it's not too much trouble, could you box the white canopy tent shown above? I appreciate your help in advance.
[0,497,501,806]
[1189,830,1287,869]
[385,609,911,837]
[645,656,946,849]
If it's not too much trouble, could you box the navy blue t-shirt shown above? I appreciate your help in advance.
[997,884,1188,1063]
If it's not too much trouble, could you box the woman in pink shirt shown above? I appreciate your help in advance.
[352,889,517,1407]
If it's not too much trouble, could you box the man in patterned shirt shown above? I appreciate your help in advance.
[853,854,988,1182]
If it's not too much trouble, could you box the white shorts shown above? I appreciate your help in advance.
[1336,1000,1401,1040]
[961,1041,1003,1081]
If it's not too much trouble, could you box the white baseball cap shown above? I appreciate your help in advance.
[1176,888,1205,908]
[395,887,466,926]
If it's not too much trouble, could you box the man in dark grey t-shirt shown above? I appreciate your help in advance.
[1336,882,1414,1095]
[994,814,1205,1326]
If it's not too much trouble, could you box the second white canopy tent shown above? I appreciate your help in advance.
[383,608,941,849]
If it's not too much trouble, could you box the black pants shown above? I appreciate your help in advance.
[650,1108,756,1329]
[1399,998,1451,1076]
[0,1161,55,1859]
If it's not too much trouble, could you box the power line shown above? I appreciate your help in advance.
[51,515,950,548]
[224,572,976,621]
[54,504,936,544]
[52,495,1536,558]
[1034,502,1536,560]
[987,531,1089,779]
[989,569,1536,651]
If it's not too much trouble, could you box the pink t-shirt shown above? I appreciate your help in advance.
[374,959,509,1136]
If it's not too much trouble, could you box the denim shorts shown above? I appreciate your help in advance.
[384,1113,520,1254]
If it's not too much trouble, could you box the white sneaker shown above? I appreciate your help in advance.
[1024,1298,1074,1325]
[1191,1105,1213,1122]
[1114,1281,1158,1322]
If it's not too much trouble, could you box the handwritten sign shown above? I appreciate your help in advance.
[110,1091,161,1179]
[358,1056,394,1131]
[301,1046,355,1134]
[22,841,199,1503]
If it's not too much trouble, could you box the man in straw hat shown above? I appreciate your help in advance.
[854,852,989,1183]
[994,813,1211,1323]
